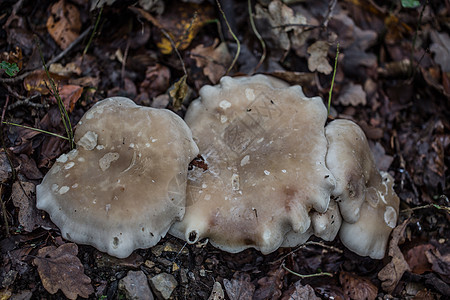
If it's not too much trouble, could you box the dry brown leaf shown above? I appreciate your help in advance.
[46,0,81,49]
[281,281,321,300]
[55,84,83,113]
[223,273,255,300]
[140,64,171,98]
[339,271,378,300]
[190,39,232,84]
[378,220,410,293]
[255,0,309,59]
[33,243,94,299]
[405,244,435,274]
[168,75,190,111]
[425,248,450,283]
[23,70,67,95]
[307,41,332,75]
[336,82,367,106]
[430,31,450,72]
[11,181,40,232]
[253,268,284,300]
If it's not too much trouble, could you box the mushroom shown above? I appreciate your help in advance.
[325,119,399,259]
[169,75,337,254]
[282,199,342,247]
[36,97,199,258]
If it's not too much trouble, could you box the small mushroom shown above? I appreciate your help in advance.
[325,119,399,259]
[169,75,336,254]
[36,97,199,258]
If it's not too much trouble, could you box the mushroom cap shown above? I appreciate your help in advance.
[36,97,199,258]
[169,75,336,254]
[281,199,342,247]
[339,172,399,259]
[325,119,399,259]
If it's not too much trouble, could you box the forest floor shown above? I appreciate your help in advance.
[0,0,449,299]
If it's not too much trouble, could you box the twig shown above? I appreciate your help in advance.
[248,0,266,73]
[271,240,343,264]
[7,94,47,110]
[328,42,339,116]
[322,0,337,28]
[37,38,74,148]
[161,29,187,76]
[282,262,333,278]
[0,26,92,83]
[401,203,450,215]
[2,121,70,140]
[121,38,131,84]
[216,0,240,75]
[2,82,25,99]
[48,25,93,66]
[83,7,103,56]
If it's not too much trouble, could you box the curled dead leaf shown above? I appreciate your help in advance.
[46,0,81,49]
[224,272,255,300]
[33,243,94,299]
[307,41,332,75]
[339,271,378,300]
[190,39,232,84]
[378,220,411,293]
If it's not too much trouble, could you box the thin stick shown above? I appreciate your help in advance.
[216,0,240,74]
[0,26,92,83]
[0,185,9,237]
[282,262,333,278]
[161,29,187,76]
[248,0,266,73]
[327,42,339,116]
[37,38,74,148]
[83,7,103,56]
[2,121,70,140]
[401,203,450,215]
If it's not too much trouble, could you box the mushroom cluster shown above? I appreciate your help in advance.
[36,75,399,259]
[36,97,199,258]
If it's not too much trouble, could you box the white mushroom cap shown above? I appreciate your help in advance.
[325,119,399,259]
[36,97,199,258]
[339,172,399,259]
[170,75,336,254]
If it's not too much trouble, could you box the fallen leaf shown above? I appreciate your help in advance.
[23,70,67,95]
[281,281,321,300]
[168,75,190,111]
[253,268,284,300]
[430,31,450,72]
[0,152,13,182]
[378,220,411,293]
[140,64,171,98]
[254,0,309,60]
[190,39,232,84]
[405,244,435,274]
[224,272,255,300]
[33,243,94,299]
[46,0,81,49]
[11,181,44,232]
[339,271,378,300]
[60,85,83,113]
[425,248,450,283]
[17,154,43,180]
[337,82,367,106]
[307,41,332,75]
[49,62,82,76]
